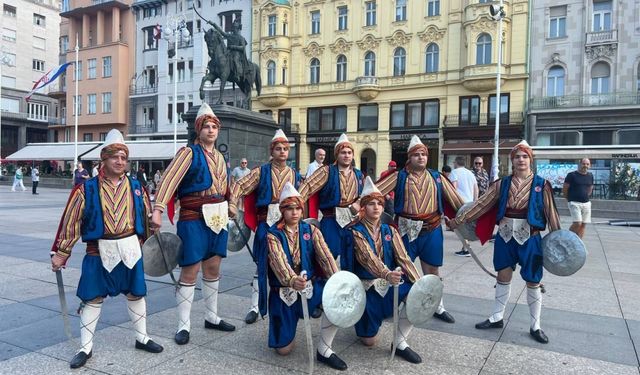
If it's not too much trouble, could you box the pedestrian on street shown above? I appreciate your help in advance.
[12,167,26,192]
[31,166,40,195]
[73,162,90,186]
[472,157,490,197]
[441,165,454,184]
[231,158,251,183]
[136,165,149,193]
[563,158,594,239]
[451,156,478,257]
[305,148,326,178]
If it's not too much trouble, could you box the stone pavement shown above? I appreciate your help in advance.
[0,186,639,374]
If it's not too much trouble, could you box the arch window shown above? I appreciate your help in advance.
[546,66,565,97]
[393,47,406,76]
[425,43,439,73]
[336,55,347,82]
[266,60,276,86]
[476,33,492,65]
[364,51,376,76]
[310,58,320,84]
[590,61,610,94]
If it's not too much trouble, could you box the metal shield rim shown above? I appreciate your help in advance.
[322,271,366,328]
[142,232,182,277]
[227,219,251,252]
[405,274,444,325]
[542,229,587,276]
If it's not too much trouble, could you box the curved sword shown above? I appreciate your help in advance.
[299,271,314,375]
[454,229,497,278]
[389,267,402,362]
[55,270,72,339]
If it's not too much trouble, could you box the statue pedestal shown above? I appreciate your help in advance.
[183,104,278,168]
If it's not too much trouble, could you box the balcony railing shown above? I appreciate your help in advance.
[177,39,193,49]
[133,123,156,134]
[354,76,379,87]
[444,112,524,127]
[529,92,640,110]
[1,111,56,124]
[129,85,158,95]
[586,29,617,45]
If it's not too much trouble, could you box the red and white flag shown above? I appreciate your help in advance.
[25,62,72,102]
[154,24,162,40]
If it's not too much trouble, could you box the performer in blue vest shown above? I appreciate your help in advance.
[450,140,561,344]
[229,129,301,324]
[152,103,235,346]
[262,183,343,367]
[341,176,424,364]
[299,133,364,265]
[51,130,163,369]
[377,135,464,324]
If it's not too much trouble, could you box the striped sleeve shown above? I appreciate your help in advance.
[352,230,390,280]
[267,232,297,287]
[298,165,329,201]
[311,226,338,276]
[390,227,420,283]
[376,171,398,196]
[154,147,193,211]
[455,179,501,225]
[441,174,465,211]
[53,185,86,257]
[543,181,561,231]
[229,167,260,209]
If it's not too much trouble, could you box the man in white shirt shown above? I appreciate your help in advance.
[305,149,326,178]
[451,156,478,257]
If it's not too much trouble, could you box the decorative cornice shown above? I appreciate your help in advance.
[356,34,382,51]
[585,44,617,60]
[329,38,352,54]
[261,47,279,60]
[417,25,446,44]
[385,30,412,47]
[302,42,325,58]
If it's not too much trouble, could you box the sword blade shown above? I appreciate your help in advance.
[454,229,497,278]
[299,272,314,375]
[155,233,180,288]
[390,282,399,362]
[55,270,72,339]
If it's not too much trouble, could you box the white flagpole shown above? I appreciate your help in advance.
[74,34,79,163]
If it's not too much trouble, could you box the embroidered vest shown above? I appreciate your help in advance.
[177,144,213,198]
[256,163,301,208]
[496,174,547,230]
[266,222,315,287]
[351,222,395,280]
[318,165,364,209]
[394,169,444,215]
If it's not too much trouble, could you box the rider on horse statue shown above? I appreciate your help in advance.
[208,18,250,86]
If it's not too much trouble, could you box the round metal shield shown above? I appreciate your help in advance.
[322,271,366,328]
[381,212,394,225]
[142,232,182,277]
[405,274,444,325]
[541,229,587,276]
[227,214,251,252]
[455,202,479,241]
[303,218,321,228]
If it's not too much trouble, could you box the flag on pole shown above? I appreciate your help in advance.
[154,24,162,40]
[25,62,72,102]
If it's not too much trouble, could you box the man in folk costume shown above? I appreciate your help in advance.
[299,133,364,264]
[345,176,424,364]
[263,183,345,368]
[51,130,163,369]
[450,140,561,343]
[152,103,235,346]
[229,129,301,324]
[376,135,464,323]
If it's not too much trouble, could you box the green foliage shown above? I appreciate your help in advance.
[609,162,640,200]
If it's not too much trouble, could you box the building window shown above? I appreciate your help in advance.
[592,0,612,31]
[391,100,439,128]
[73,95,82,116]
[27,102,48,121]
[87,94,96,114]
[75,61,82,80]
[102,92,112,113]
[338,6,348,30]
[2,28,16,43]
[307,106,347,132]
[177,61,186,82]
[488,93,510,124]
[395,0,407,21]
[60,36,68,53]
[268,15,276,36]
[83,133,93,142]
[142,6,160,18]
[583,130,612,145]
[479,0,489,3]
[393,47,406,76]
[33,13,45,27]
[87,59,96,79]
[547,66,565,97]
[549,6,567,38]
[591,61,610,94]
[460,96,480,125]
[358,104,378,131]
[3,4,16,17]
[427,0,440,17]
[365,1,376,26]
[310,58,320,84]
[103,56,112,77]
[311,11,320,34]
[618,130,640,145]
[143,106,155,126]
[1,75,16,88]
[218,11,242,32]
[637,64,640,92]
[425,43,439,73]
[336,55,347,82]
[537,132,579,146]
[282,22,287,36]
[267,60,276,85]
[282,67,286,85]
[99,132,107,141]
[364,51,376,76]
[476,33,492,65]
[143,26,159,50]
[1,97,19,112]
[32,59,45,72]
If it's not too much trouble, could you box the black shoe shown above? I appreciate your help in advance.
[205,319,236,331]
[135,339,164,353]
[244,310,258,324]
[455,250,471,257]
[433,311,456,323]
[475,319,504,329]
[395,346,422,364]
[317,351,347,371]
[311,306,323,319]
[174,329,190,345]
[70,351,92,369]
[530,328,549,344]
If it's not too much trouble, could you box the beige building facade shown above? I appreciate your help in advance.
[252,0,529,177]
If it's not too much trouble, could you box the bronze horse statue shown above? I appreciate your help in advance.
[199,27,261,109]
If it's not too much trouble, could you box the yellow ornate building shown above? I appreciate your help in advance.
[251,0,528,177]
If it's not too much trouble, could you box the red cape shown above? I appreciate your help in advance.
[475,206,498,245]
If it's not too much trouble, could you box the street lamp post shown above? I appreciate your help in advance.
[163,15,191,155]
[0,50,16,176]
[490,1,506,181]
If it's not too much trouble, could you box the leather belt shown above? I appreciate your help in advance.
[397,213,442,233]
[85,230,137,256]
[179,195,225,221]
[320,205,351,218]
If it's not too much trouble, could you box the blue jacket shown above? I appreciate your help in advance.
[496,175,547,230]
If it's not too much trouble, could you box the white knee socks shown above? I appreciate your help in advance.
[79,302,102,354]
[317,314,338,358]
[435,297,446,314]
[489,282,511,323]
[250,275,259,313]
[527,285,542,331]
[176,282,195,333]
[393,305,413,351]
[203,278,221,325]
[127,298,150,344]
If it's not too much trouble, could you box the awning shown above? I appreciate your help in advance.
[441,141,519,154]
[6,143,101,161]
[81,140,187,161]
[532,146,640,160]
